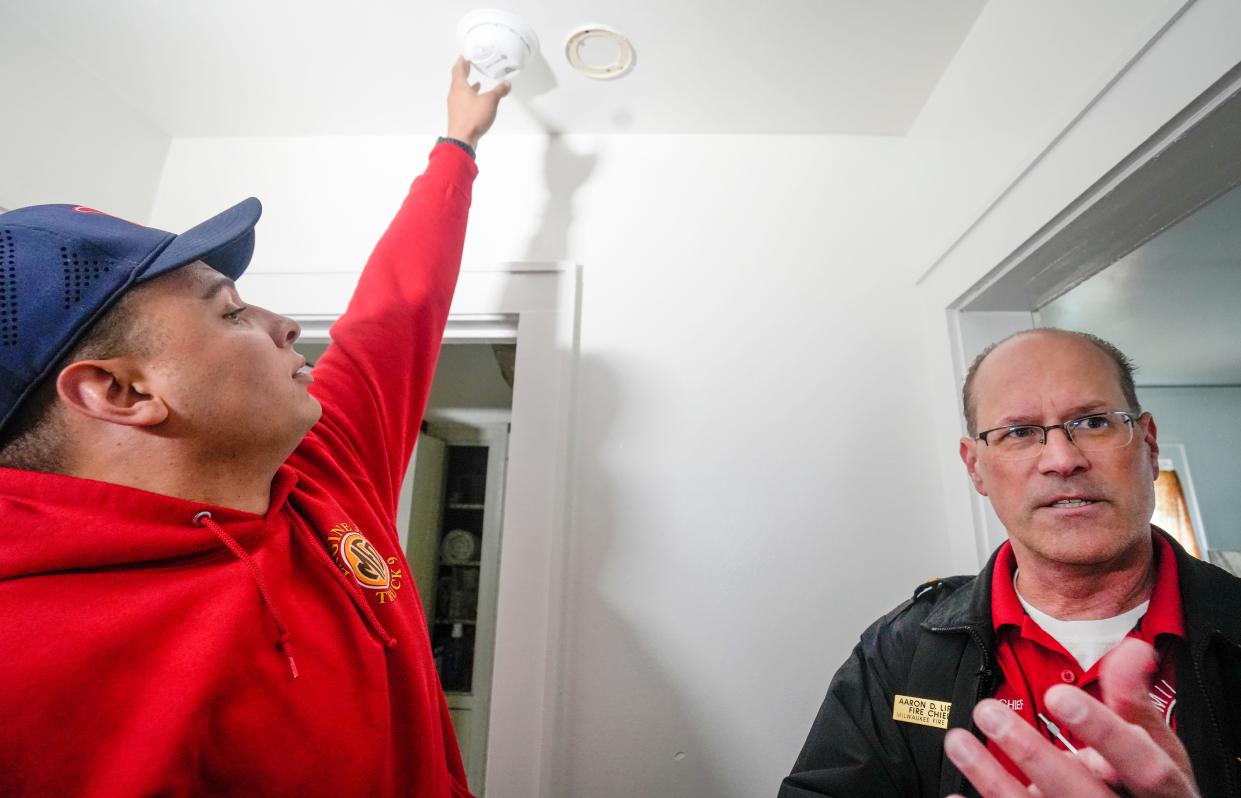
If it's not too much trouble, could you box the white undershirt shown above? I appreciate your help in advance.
[1014,572,1150,671]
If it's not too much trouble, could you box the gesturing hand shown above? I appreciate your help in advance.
[446,56,511,151]
[943,638,1199,797]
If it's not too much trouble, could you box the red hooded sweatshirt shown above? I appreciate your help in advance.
[0,143,477,797]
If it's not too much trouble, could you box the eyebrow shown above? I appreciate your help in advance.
[199,275,237,301]
[995,402,1111,427]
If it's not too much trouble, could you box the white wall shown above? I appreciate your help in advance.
[901,0,1190,278]
[1139,386,1241,553]
[910,0,1241,306]
[0,6,168,218]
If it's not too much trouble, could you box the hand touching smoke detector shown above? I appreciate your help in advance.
[457,9,540,82]
[458,10,637,84]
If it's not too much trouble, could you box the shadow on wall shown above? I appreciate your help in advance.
[518,103,599,263]
[553,354,729,798]
[506,84,727,795]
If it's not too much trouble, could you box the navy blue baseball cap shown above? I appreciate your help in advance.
[0,198,262,433]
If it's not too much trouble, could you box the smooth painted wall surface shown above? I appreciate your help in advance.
[0,7,168,218]
[901,0,1188,279]
[1138,386,1241,553]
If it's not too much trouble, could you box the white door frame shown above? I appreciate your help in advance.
[936,58,1241,565]
[238,262,580,798]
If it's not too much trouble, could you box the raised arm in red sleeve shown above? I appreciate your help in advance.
[301,142,477,514]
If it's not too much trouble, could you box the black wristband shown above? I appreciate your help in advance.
[436,136,476,160]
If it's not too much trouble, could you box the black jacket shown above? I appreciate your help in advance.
[779,531,1241,797]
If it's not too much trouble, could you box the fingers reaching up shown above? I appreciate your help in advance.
[446,57,511,150]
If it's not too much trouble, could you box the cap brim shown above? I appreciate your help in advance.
[143,197,262,282]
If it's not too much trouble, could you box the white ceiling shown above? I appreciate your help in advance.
[7,0,984,137]
[1040,183,1241,386]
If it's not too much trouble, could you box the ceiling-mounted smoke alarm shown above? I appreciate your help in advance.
[565,25,636,80]
[458,9,540,80]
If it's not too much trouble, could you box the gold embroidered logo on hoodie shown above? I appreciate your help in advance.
[328,523,404,604]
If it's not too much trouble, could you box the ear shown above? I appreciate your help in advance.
[56,359,168,428]
[959,436,989,496]
[1141,412,1160,481]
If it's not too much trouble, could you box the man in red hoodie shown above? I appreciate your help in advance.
[0,59,507,797]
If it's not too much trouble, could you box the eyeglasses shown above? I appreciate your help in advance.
[976,411,1138,461]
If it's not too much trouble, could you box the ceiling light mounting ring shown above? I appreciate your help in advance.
[565,25,635,80]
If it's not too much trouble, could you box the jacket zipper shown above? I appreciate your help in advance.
[1195,634,1239,797]
[931,624,994,796]
[929,623,994,694]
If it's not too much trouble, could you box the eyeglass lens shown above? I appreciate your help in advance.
[983,412,1135,460]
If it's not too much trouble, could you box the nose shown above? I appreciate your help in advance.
[256,305,301,348]
[1036,426,1090,477]
[276,313,301,348]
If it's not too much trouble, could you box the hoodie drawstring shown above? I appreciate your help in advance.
[289,517,398,650]
[193,511,300,679]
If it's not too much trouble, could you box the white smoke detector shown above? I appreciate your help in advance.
[457,9,540,81]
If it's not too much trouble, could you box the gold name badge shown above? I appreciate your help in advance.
[892,694,952,729]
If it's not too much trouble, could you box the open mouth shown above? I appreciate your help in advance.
[1043,497,1100,510]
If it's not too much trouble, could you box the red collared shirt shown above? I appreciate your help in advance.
[985,531,1184,784]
